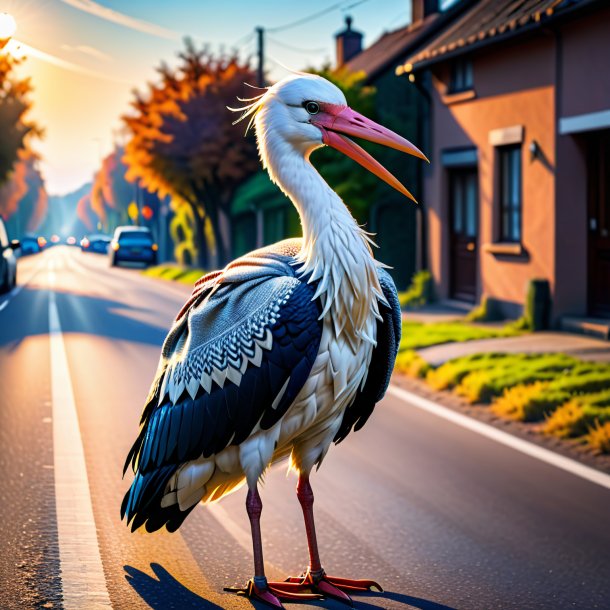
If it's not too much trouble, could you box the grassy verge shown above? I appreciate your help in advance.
[400,320,522,351]
[142,264,205,286]
[396,341,610,454]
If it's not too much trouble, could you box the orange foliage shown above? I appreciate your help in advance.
[122,40,258,266]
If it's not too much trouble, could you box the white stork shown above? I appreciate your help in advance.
[122,73,427,608]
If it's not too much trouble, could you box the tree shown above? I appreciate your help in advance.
[90,146,132,231]
[123,40,258,268]
[0,149,47,234]
[0,53,41,187]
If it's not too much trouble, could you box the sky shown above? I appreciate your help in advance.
[0,0,420,195]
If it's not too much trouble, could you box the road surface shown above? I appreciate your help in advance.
[1,246,609,610]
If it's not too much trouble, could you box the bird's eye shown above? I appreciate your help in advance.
[303,101,320,115]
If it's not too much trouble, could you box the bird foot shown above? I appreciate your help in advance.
[224,577,322,609]
[284,568,383,605]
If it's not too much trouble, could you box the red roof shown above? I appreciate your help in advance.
[343,14,440,81]
[407,0,596,68]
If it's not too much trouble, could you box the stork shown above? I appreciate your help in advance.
[122,73,427,608]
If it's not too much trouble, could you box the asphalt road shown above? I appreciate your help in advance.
[1,246,609,610]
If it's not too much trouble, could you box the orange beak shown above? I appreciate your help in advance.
[312,103,428,202]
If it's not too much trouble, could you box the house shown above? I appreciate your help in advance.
[400,0,610,326]
[337,0,473,288]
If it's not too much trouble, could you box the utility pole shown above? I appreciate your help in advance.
[255,26,265,87]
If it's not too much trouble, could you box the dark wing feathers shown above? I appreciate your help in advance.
[122,245,322,531]
[333,268,401,444]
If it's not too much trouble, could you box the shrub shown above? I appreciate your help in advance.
[466,295,504,322]
[586,421,610,454]
[426,353,512,391]
[398,270,433,309]
[454,353,579,404]
[394,350,430,378]
[543,389,610,437]
[491,381,567,421]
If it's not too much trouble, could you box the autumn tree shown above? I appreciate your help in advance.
[123,40,258,268]
[0,149,47,234]
[0,53,40,187]
[90,146,132,231]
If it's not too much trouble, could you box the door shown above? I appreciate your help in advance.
[588,131,610,318]
[449,169,478,302]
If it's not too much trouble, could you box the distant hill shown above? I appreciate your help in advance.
[38,182,92,238]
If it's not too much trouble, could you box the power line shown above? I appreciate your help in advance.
[267,0,371,33]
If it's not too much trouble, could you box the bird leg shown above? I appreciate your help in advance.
[223,484,322,609]
[282,474,384,605]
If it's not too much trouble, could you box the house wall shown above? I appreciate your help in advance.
[554,7,610,317]
[426,35,556,317]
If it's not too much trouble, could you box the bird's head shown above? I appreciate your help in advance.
[231,73,428,202]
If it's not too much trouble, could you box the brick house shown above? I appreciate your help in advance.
[400,0,610,327]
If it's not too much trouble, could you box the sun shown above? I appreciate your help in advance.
[0,13,17,41]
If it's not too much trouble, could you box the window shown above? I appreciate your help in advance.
[449,58,473,92]
[498,145,522,242]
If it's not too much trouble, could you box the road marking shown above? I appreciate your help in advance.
[49,289,112,608]
[388,385,610,491]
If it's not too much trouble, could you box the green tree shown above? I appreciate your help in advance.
[123,40,258,268]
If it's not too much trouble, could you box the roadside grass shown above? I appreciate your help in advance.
[399,320,522,351]
[396,335,610,454]
[142,264,205,286]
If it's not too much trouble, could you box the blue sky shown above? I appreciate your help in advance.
[1,0,421,194]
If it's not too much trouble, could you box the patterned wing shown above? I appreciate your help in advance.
[121,250,321,532]
[333,267,401,444]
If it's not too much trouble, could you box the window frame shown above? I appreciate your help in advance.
[497,144,522,244]
[449,57,473,93]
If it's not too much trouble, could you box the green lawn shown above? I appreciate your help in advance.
[396,343,610,455]
[399,320,522,351]
[142,264,205,286]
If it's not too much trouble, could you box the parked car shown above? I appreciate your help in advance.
[109,226,158,267]
[19,234,41,256]
[0,218,20,293]
[81,233,111,254]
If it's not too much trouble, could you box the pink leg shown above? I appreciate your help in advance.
[224,484,322,608]
[287,474,384,605]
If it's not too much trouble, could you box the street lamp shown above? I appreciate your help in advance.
[0,13,16,50]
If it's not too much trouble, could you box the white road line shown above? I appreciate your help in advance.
[388,385,610,491]
[49,289,112,608]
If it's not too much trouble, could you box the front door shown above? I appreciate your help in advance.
[588,131,610,318]
[449,169,478,302]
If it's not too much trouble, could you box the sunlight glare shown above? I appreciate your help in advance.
[0,13,17,41]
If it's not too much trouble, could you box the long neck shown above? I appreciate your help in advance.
[265,139,383,347]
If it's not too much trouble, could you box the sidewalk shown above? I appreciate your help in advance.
[417,331,610,366]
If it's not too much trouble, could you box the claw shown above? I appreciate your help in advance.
[325,574,384,593]
[224,577,322,608]
[284,568,383,605]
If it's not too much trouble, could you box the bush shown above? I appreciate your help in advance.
[491,381,570,421]
[543,389,610,437]
[466,295,504,322]
[394,350,430,378]
[398,270,433,309]
[587,421,610,454]
[426,353,513,391]
[453,353,579,404]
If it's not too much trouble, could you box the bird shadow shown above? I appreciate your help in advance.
[124,563,455,610]
[124,563,224,609]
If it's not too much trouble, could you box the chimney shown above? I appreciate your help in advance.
[412,0,439,23]
[335,16,363,68]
